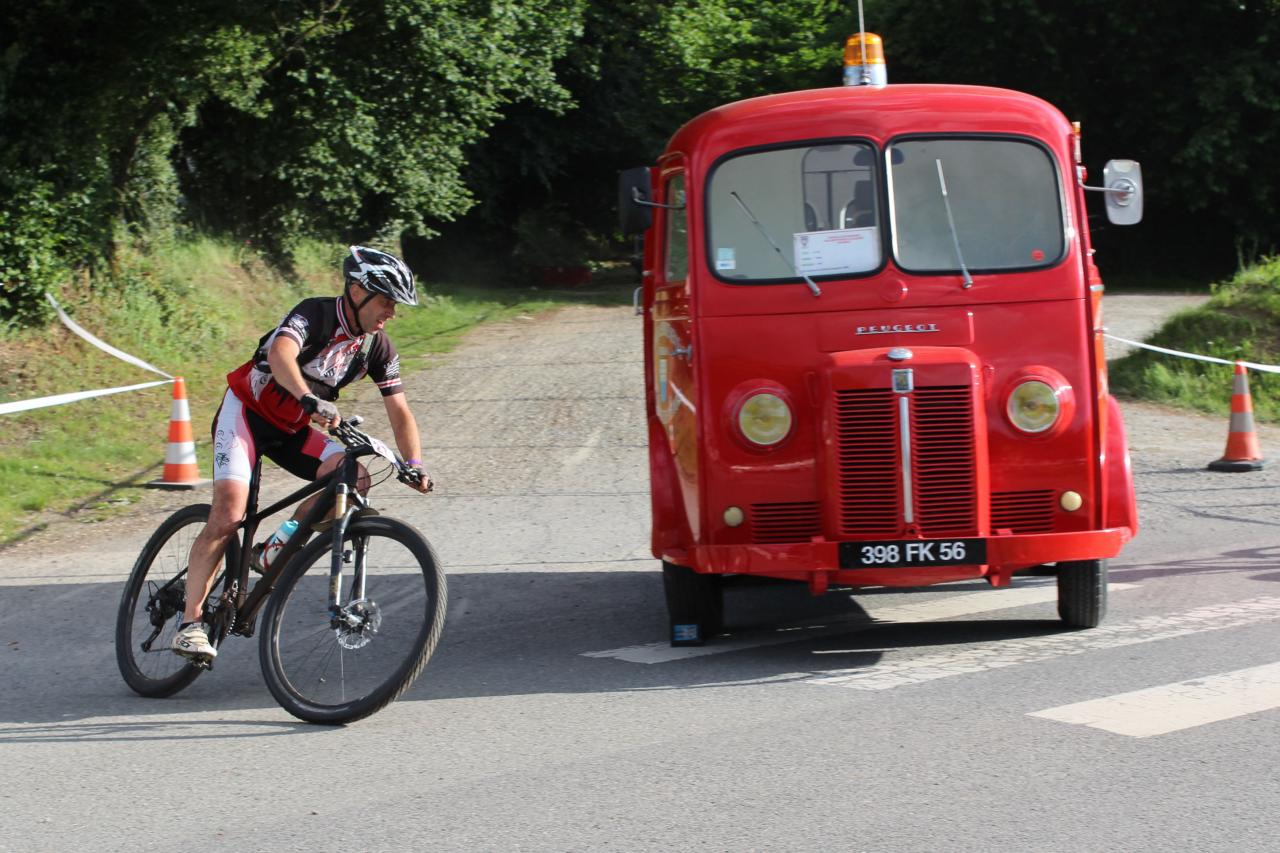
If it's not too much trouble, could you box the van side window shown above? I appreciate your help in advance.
[664,174,688,282]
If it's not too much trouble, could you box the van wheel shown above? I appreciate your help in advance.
[662,562,724,646]
[1057,558,1108,628]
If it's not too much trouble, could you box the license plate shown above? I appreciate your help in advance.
[839,538,987,569]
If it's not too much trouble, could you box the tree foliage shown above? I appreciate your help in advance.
[456,0,847,248]
[0,0,582,327]
[3,1,1280,329]
[872,0,1280,271]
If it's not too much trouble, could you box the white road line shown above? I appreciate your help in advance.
[809,595,1280,690]
[581,582,1136,664]
[1029,661,1280,738]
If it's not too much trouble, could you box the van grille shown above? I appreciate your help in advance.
[991,489,1056,533]
[750,502,821,544]
[835,386,977,537]
[911,387,978,535]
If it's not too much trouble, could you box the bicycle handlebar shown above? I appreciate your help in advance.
[328,418,428,489]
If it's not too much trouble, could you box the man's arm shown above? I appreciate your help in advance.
[267,335,339,428]
[384,391,431,493]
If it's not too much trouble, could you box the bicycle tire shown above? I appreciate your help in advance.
[114,503,239,697]
[259,516,447,724]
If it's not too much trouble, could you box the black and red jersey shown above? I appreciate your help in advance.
[227,296,403,432]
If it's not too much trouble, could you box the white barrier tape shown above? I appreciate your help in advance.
[1105,334,1280,375]
[0,379,173,416]
[45,293,173,379]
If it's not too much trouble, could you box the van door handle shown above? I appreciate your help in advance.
[672,343,693,360]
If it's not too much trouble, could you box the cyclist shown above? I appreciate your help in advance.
[172,246,433,660]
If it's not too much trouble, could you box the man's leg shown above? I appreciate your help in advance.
[278,428,369,525]
[181,478,249,625]
[174,391,254,659]
[292,455,369,522]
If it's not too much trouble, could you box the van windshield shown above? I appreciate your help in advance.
[706,141,881,282]
[887,137,1064,272]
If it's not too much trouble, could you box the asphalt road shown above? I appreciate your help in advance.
[3,290,1280,852]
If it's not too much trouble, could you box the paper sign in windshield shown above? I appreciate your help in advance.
[793,227,879,275]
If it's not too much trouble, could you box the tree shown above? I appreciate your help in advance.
[453,0,849,252]
[876,0,1280,272]
[0,0,584,326]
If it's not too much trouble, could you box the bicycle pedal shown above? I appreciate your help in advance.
[175,649,215,669]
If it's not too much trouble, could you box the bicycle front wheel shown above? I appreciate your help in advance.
[115,504,237,697]
[259,516,447,724]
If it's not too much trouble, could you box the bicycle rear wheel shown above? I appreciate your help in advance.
[259,516,447,724]
[114,504,238,697]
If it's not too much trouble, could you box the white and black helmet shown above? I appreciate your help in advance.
[343,245,418,306]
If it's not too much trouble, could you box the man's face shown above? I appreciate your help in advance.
[351,284,398,333]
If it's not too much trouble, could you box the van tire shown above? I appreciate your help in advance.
[1057,558,1108,628]
[662,562,724,646]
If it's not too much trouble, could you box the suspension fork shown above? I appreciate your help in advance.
[327,455,367,613]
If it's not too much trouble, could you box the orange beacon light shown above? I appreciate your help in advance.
[843,32,886,87]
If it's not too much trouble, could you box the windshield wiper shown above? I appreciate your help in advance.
[935,159,974,289]
[728,191,821,298]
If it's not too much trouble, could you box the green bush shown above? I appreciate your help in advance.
[1110,257,1280,420]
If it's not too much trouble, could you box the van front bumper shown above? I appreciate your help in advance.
[677,526,1133,588]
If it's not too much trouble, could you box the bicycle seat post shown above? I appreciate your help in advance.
[242,455,266,556]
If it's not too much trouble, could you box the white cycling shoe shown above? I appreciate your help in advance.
[172,622,217,659]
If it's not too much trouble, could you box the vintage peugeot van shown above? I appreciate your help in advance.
[619,34,1143,645]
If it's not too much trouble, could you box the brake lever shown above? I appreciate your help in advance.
[397,467,433,492]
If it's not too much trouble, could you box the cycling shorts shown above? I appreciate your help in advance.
[210,389,343,484]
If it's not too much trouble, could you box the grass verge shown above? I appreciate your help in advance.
[1109,256,1280,419]
[0,239,630,544]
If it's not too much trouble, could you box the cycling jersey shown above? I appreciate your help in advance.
[227,296,404,432]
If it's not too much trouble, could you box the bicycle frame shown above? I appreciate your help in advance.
[216,447,378,640]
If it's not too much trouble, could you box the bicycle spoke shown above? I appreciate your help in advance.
[263,517,445,722]
[117,504,238,697]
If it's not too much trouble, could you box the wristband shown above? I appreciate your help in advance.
[299,393,318,415]
[405,458,422,466]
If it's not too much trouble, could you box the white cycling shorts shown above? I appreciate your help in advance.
[211,389,343,483]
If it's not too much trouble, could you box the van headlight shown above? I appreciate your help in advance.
[737,392,793,446]
[1006,379,1061,433]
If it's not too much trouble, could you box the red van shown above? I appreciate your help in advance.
[619,35,1144,646]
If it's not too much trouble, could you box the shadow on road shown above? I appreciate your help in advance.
[6,544,1275,729]
[0,569,1086,729]
[1112,544,1280,582]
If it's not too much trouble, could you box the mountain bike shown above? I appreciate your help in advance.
[115,417,447,724]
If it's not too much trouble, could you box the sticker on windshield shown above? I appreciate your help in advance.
[793,227,879,275]
[715,247,737,271]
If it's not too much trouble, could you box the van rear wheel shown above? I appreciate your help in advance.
[662,562,724,646]
[1057,558,1108,628]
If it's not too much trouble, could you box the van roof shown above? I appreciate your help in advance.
[662,84,1073,167]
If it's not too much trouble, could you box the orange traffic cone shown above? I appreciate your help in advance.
[147,377,209,489]
[1208,362,1264,472]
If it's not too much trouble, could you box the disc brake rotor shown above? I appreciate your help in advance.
[334,599,381,649]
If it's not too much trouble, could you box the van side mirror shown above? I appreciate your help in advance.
[1102,159,1143,226]
[618,166,653,235]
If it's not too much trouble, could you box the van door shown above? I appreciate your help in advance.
[652,170,701,542]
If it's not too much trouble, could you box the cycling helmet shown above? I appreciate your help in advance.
[343,245,418,306]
